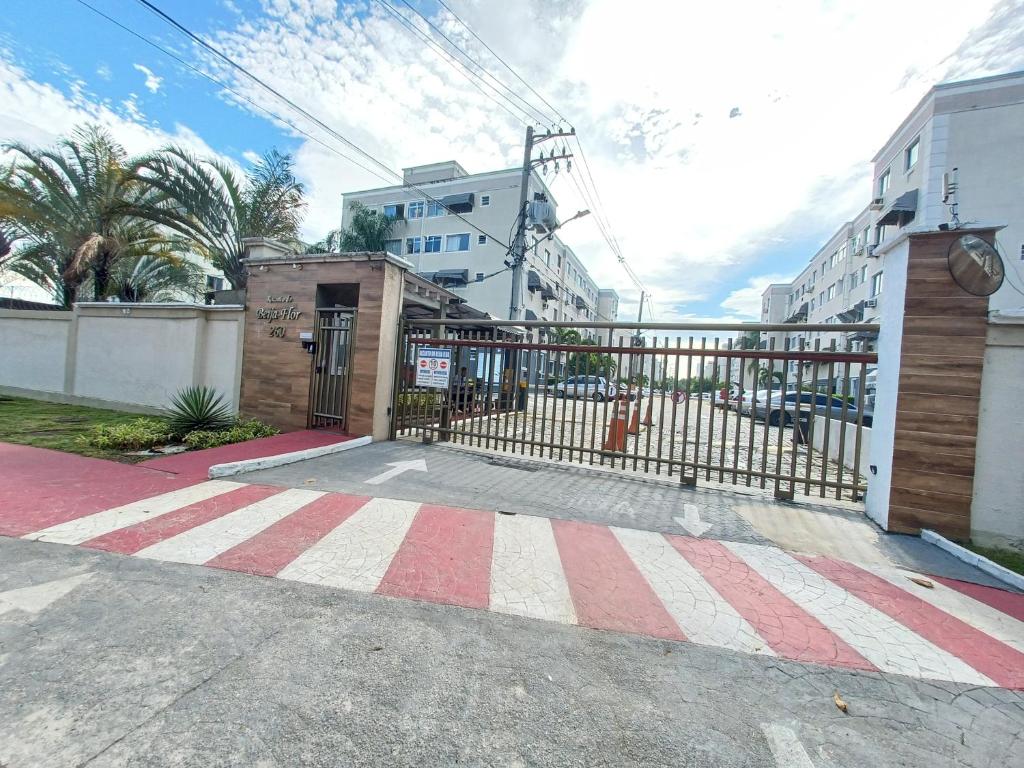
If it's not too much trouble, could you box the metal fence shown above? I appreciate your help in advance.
[392,319,878,501]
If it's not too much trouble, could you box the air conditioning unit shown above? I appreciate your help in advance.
[869,197,885,210]
[864,299,878,308]
[866,245,879,258]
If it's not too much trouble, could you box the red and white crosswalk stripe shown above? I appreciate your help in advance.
[9,480,1024,689]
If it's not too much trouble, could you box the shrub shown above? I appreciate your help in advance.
[167,386,234,437]
[182,419,279,450]
[82,418,173,451]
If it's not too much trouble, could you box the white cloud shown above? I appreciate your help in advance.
[721,274,796,319]
[96,63,112,81]
[132,63,163,94]
[242,149,262,164]
[201,0,1023,312]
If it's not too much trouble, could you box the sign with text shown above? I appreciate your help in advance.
[415,346,452,388]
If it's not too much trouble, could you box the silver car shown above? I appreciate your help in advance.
[551,375,618,401]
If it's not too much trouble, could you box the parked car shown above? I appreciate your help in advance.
[736,389,769,415]
[616,384,640,401]
[551,375,618,401]
[751,391,871,427]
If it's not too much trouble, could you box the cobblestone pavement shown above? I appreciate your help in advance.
[4,537,1023,768]
[430,394,867,500]
[5,474,1023,688]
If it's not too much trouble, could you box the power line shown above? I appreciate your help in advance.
[71,0,394,186]
[128,0,513,248]
[394,0,556,127]
[372,0,536,127]
[434,0,569,127]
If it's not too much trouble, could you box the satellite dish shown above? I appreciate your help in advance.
[947,234,1004,296]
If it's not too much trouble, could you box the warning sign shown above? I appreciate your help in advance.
[415,346,452,389]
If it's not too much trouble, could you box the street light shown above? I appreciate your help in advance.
[533,209,591,246]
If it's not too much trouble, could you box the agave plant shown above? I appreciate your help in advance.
[166,386,234,437]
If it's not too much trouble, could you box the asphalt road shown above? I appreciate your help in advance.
[2,537,1021,768]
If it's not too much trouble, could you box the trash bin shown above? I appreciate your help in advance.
[517,380,528,411]
[794,410,811,445]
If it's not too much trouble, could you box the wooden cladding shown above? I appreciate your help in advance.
[239,259,388,436]
[888,230,995,539]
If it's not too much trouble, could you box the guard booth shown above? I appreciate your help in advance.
[238,238,484,440]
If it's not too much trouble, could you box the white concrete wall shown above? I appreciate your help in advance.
[971,311,1024,550]
[0,303,245,413]
[811,415,871,475]
[0,310,71,393]
[864,236,910,530]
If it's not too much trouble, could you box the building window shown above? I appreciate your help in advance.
[477,234,487,245]
[849,271,858,288]
[480,194,490,206]
[905,137,919,171]
[427,200,446,218]
[860,265,867,284]
[206,275,224,291]
[383,203,404,219]
[384,239,402,255]
[829,251,839,269]
[870,271,884,297]
[878,169,891,197]
[817,291,824,306]
[827,283,836,301]
[406,237,422,255]
[425,235,442,253]
[444,233,470,252]
[875,224,885,245]
[407,201,424,219]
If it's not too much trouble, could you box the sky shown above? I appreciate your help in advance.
[2,0,1024,319]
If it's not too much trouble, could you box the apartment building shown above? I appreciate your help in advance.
[340,161,605,338]
[763,69,1024,398]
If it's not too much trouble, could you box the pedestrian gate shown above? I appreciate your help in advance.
[309,308,356,430]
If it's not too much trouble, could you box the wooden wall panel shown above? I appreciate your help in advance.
[887,229,996,539]
[239,258,388,435]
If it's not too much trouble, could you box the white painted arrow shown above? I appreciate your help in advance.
[761,723,815,768]
[0,573,93,617]
[674,503,712,537]
[363,459,428,485]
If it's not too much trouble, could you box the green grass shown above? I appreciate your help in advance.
[965,542,1024,577]
[0,395,153,463]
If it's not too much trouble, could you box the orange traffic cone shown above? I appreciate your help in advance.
[641,396,654,427]
[603,399,627,451]
[627,399,641,435]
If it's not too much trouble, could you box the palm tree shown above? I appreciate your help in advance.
[108,251,206,302]
[311,202,394,253]
[138,147,306,289]
[0,126,156,305]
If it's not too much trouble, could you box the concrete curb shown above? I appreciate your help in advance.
[921,529,1024,592]
[208,435,373,479]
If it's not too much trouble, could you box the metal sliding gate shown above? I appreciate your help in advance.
[309,308,356,430]
[392,319,878,501]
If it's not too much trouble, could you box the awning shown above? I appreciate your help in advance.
[785,302,808,323]
[434,268,469,286]
[524,309,538,320]
[527,270,542,291]
[574,295,587,309]
[877,189,918,226]
[541,283,557,301]
[440,192,474,214]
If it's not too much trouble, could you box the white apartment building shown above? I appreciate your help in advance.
[340,161,606,341]
[763,69,1024,399]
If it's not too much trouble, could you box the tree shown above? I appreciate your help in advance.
[107,250,206,303]
[0,125,157,305]
[313,202,395,253]
[565,339,616,378]
[138,147,306,289]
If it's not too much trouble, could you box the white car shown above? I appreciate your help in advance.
[737,389,769,415]
[551,375,618,401]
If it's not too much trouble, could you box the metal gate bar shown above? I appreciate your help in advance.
[392,319,878,501]
[309,309,356,430]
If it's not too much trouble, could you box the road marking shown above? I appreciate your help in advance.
[82,485,283,555]
[277,497,420,591]
[761,723,814,768]
[551,519,686,641]
[870,566,1024,655]
[377,504,495,608]
[613,527,772,655]
[800,555,1024,689]
[674,503,712,537]
[363,459,428,485]
[22,481,244,545]
[0,573,93,616]
[206,493,371,577]
[490,513,576,624]
[667,535,875,670]
[726,542,995,685]
[135,489,325,565]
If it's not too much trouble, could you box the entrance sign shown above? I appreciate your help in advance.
[416,347,452,388]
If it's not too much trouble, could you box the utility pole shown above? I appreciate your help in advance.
[628,290,644,388]
[508,125,576,321]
